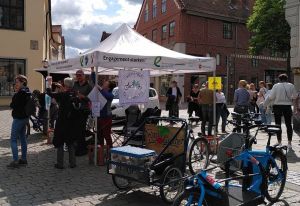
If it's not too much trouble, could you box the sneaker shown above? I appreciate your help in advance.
[54,164,64,169]
[70,164,76,169]
[7,161,19,169]
[18,159,28,166]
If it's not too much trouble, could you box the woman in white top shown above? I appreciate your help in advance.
[264,83,273,125]
[264,74,298,149]
[216,89,229,133]
[257,81,267,124]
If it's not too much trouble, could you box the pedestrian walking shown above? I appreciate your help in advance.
[264,74,297,149]
[216,89,229,134]
[7,75,30,168]
[234,80,250,132]
[187,84,200,117]
[198,82,213,136]
[166,80,182,117]
[257,81,267,124]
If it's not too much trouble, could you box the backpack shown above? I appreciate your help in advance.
[25,94,36,117]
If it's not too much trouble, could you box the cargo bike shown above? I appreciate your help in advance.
[107,116,209,204]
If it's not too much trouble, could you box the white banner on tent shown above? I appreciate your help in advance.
[118,70,150,105]
[48,52,98,72]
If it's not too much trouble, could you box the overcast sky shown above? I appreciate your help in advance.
[51,0,143,58]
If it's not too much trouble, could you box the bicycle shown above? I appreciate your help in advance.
[223,113,287,203]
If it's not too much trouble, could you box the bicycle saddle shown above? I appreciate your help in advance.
[266,127,281,135]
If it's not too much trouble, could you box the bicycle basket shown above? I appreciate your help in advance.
[217,133,245,171]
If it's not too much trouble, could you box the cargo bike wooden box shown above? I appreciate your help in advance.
[107,117,191,203]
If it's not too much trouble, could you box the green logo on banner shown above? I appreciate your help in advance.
[154,56,162,67]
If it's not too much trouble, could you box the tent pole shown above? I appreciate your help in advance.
[213,70,217,138]
[94,66,99,166]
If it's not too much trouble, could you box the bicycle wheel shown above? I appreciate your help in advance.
[265,151,287,203]
[188,138,209,175]
[112,175,131,190]
[173,191,208,206]
[160,167,183,204]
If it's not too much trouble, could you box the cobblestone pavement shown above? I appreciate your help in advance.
[1,107,300,206]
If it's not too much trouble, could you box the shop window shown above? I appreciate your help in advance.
[0,58,26,96]
[223,22,232,39]
[162,0,167,13]
[152,0,157,19]
[162,24,167,40]
[0,0,24,30]
[152,29,157,42]
[169,21,175,36]
[251,58,259,67]
[144,3,149,22]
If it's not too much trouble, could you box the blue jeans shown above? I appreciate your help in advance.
[259,104,267,124]
[10,118,28,161]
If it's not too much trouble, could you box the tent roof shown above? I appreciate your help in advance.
[46,23,215,74]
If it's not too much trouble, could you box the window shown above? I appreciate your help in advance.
[144,3,149,22]
[152,29,157,42]
[169,21,175,36]
[162,0,167,13]
[223,22,232,39]
[0,0,24,30]
[225,56,229,66]
[251,58,259,67]
[152,0,157,19]
[162,25,167,40]
[0,58,26,96]
[216,54,221,66]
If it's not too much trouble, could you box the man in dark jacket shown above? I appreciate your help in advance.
[8,75,30,168]
[166,80,182,117]
[50,77,85,169]
[73,69,93,156]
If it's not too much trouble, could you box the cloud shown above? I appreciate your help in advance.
[52,0,142,58]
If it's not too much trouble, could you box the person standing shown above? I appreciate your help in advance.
[50,78,83,169]
[187,84,200,117]
[234,80,250,132]
[264,83,273,125]
[264,74,297,149]
[166,80,182,117]
[248,83,258,113]
[7,75,30,168]
[198,82,214,136]
[216,89,229,134]
[73,69,93,156]
[97,81,115,149]
[256,81,267,124]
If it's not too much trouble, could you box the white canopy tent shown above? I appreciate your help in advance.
[41,23,217,165]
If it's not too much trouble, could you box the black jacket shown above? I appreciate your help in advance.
[10,87,30,119]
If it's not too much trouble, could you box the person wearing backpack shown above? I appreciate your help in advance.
[8,75,31,168]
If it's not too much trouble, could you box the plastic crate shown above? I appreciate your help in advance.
[108,146,156,182]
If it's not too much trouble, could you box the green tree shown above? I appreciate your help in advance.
[247,0,291,77]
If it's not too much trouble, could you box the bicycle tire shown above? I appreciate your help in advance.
[173,191,208,206]
[112,175,131,190]
[188,137,209,175]
[265,150,287,203]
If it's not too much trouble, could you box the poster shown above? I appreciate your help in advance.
[88,86,107,117]
[208,77,222,90]
[118,70,150,105]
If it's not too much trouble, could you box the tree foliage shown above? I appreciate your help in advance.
[247,0,290,55]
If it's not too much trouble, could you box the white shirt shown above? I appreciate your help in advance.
[216,92,226,103]
[172,87,177,97]
[265,82,297,106]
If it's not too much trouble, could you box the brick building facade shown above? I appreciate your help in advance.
[135,0,287,103]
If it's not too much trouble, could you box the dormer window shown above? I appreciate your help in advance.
[153,0,157,18]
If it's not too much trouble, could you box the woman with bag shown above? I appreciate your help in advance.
[216,88,229,134]
[264,83,273,125]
